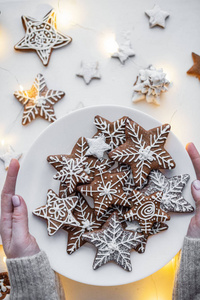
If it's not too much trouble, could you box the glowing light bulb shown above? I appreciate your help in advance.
[19,85,24,91]
[103,34,119,55]
[1,139,5,146]
[3,256,6,264]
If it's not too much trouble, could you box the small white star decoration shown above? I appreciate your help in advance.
[112,39,135,64]
[85,135,111,160]
[76,61,101,84]
[145,5,170,28]
[0,145,22,170]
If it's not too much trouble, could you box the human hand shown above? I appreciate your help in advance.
[0,159,40,259]
[186,143,200,238]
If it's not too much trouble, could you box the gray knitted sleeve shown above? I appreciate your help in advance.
[6,251,65,300]
[173,236,200,300]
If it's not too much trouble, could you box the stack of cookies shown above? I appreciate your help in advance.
[33,115,194,272]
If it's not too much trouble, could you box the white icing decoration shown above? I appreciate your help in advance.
[138,145,155,162]
[85,135,111,160]
[0,145,22,170]
[145,5,170,28]
[111,39,135,64]
[76,61,101,84]
[132,65,170,105]
[143,170,193,213]
[14,73,65,125]
[33,190,80,235]
[82,212,146,271]
[79,171,130,218]
[66,194,103,254]
[94,116,127,150]
[15,10,72,66]
[53,158,90,195]
[110,119,174,188]
[124,191,170,233]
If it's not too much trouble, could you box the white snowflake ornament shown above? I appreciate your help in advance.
[76,61,101,84]
[112,39,135,64]
[85,135,111,160]
[82,212,146,271]
[132,65,170,105]
[145,5,170,28]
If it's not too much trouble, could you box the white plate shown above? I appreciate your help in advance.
[16,105,195,286]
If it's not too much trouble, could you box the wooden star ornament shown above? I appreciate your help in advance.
[14,73,65,125]
[187,52,200,80]
[15,10,72,66]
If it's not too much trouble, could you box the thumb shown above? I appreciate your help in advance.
[11,195,29,238]
[191,180,200,213]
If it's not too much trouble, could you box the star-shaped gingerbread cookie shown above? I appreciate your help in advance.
[82,212,147,271]
[15,10,72,66]
[0,145,22,170]
[111,39,135,64]
[123,190,170,233]
[108,118,175,188]
[85,135,111,160]
[76,61,101,84]
[77,170,131,218]
[93,115,128,150]
[145,5,170,28]
[33,189,80,235]
[142,170,194,213]
[187,52,200,80]
[14,73,65,125]
[63,193,106,254]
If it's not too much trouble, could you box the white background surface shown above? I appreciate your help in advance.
[0,0,199,298]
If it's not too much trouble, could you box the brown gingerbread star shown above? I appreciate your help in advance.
[187,52,200,80]
[108,118,175,188]
[123,190,170,234]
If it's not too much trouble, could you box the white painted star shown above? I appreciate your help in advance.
[0,145,22,170]
[112,39,135,64]
[76,61,101,84]
[85,135,111,160]
[145,5,170,28]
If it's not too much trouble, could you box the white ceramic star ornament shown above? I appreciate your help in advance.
[145,5,170,28]
[76,61,101,84]
[85,135,111,160]
[15,10,72,66]
[112,39,135,64]
[0,145,22,170]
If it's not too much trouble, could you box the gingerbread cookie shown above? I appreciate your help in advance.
[33,189,80,235]
[111,39,135,64]
[76,61,101,84]
[132,65,170,105]
[15,10,72,66]
[85,135,111,160]
[77,170,131,218]
[123,190,170,233]
[63,194,107,254]
[0,145,22,170]
[142,170,194,213]
[112,164,135,197]
[108,118,175,188]
[14,73,65,125]
[145,5,169,28]
[93,115,128,150]
[82,212,147,271]
[0,272,10,300]
[187,52,200,80]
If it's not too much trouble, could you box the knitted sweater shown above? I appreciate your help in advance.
[173,236,200,300]
[6,251,65,300]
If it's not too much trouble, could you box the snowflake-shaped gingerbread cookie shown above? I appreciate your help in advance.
[93,115,128,150]
[82,212,147,271]
[33,189,80,235]
[132,65,170,105]
[15,10,72,66]
[77,170,131,218]
[108,118,175,188]
[123,190,170,234]
[142,170,194,213]
[14,73,65,125]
